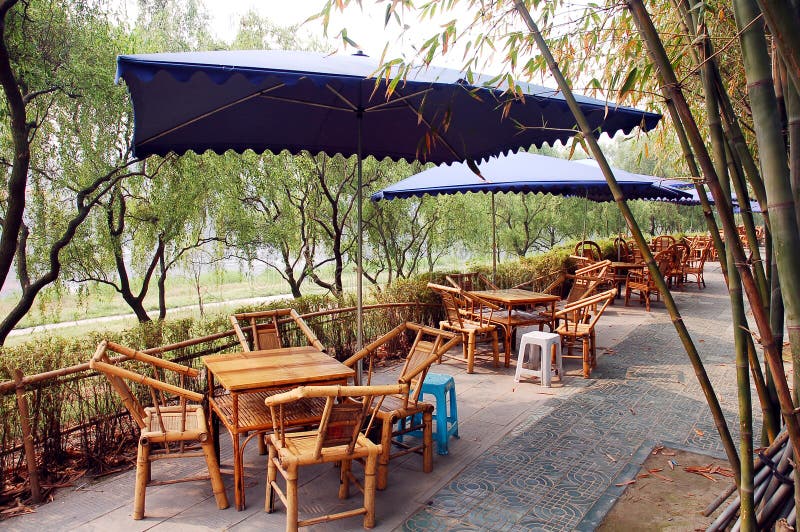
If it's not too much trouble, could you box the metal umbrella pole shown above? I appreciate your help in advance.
[356,110,364,383]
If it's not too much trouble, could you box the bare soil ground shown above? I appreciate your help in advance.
[598,448,735,531]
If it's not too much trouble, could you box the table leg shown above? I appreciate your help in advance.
[206,371,221,463]
[504,309,512,367]
[232,393,245,511]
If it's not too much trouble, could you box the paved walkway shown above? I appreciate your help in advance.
[5,264,752,531]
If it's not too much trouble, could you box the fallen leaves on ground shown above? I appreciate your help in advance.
[683,464,734,482]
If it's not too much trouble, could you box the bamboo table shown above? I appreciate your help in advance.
[203,346,355,510]
[471,289,561,367]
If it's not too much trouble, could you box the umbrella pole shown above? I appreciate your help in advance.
[356,115,364,383]
[491,192,497,283]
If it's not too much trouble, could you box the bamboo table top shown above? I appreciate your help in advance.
[471,289,560,306]
[611,261,641,269]
[202,346,354,392]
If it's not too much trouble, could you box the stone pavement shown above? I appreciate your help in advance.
[5,264,751,531]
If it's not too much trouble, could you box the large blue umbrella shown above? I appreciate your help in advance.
[115,50,660,161]
[372,152,690,275]
[115,49,661,351]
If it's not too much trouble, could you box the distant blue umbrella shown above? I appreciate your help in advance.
[373,152,688,201]
[372,152,690,276]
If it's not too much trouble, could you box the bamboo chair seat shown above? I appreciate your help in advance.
[89,340,229,520]
[265,384,406,531]
[343,322,460,490]
[211,389,325,434]
[555,289,616,378]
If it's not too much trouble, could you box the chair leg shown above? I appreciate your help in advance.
[466,330,476,373]
[377,419,392,490]
[590,330,597,369]
[257,433,268,455]
[133,438,150,520]
[266,443,277,513]
[624,286,631,306]
[200,438,229,510]
[339,459,351,499]
[422,410,433,473]
[285,464,298,532]
[363,452,378,529]
[491,329,500,367]
[645,291,651,312]
[582,337,591,378]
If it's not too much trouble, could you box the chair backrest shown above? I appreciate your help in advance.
[565,259,611,303]
[573,240,602,262]
[344,322,460,408]
[556,289,617,333]
[653,249,674,276]
[230,308,325,353]
[89,341,202,431]
[669,242,690,269]
[651,235,676,252]
[445,272,498,291]
[265,384,407,458]
[427,283,467,328]
[613,236,632,262]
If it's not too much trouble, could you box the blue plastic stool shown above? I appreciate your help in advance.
[415,373,459,455]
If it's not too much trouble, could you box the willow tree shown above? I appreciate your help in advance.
[0,0,154,344]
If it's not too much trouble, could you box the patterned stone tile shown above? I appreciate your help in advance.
[403,266,762,531]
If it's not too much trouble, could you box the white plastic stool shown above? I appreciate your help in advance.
[516,331,562,387]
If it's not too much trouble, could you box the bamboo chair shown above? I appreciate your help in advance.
[427,282,500,373]
[88,341,229,520]
[624,251,673,311]
[666,241,690,288]
[229,308,327,458]
[230,308,325,353]
[265,384,406,531]
[651,235,676,252]
[445,271,498,291]
[541,260,611,323]
[343,322,460,490]
[573,240,602,262]
[684,241,710,289]
[555,289,617,378]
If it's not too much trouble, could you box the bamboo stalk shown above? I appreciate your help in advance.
[727,238,757,526]
[516,0,741,483]
[627,0,800,483]
[13,368,41,503]
[733,3,800,526]
[755,0,800,92]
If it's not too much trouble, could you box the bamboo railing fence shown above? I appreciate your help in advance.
[0,302,439,503]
